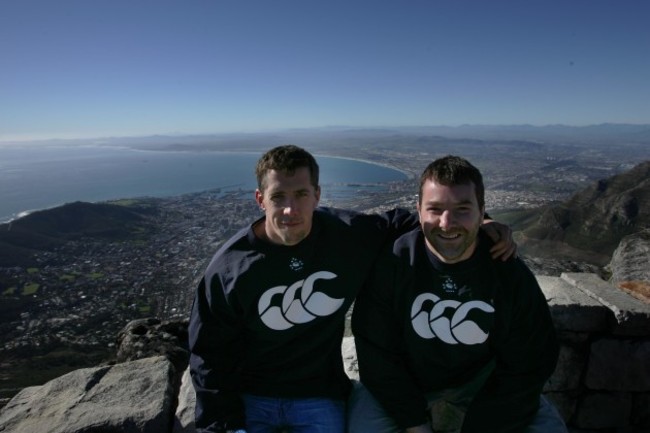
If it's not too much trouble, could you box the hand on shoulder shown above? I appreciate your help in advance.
[481,219,517,261]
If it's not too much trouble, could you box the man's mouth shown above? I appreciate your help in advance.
[437,232,461,240]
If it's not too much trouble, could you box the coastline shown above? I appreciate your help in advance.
[0,147,410,224]
[123,143,416,179]
[312,152,416,180]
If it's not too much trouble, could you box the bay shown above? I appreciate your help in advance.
[0,145,407,222]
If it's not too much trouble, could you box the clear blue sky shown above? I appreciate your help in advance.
[1,0,649,141]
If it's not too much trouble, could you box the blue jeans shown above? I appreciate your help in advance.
[242,394,346,433]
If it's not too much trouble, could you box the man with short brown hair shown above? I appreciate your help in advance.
[350,155,567,433]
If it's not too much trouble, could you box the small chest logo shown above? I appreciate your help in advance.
[289,257,304,271]
[442,277,457,293]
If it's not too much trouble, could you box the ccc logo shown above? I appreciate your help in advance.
[411,293,494,345]
[258,271,344,330]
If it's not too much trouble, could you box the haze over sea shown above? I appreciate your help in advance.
[0,145,407,223]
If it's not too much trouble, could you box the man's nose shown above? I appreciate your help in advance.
[283,198,297,214]
[439,210,453,229]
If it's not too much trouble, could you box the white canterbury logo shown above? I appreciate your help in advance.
[258,271,344,330]
[411,293,494,345]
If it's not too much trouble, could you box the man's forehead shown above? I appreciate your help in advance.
[424,179,476,192]
[265,184,312,194]
[422,180,478,201]
[266,167,309,178]
[263,168,314,191]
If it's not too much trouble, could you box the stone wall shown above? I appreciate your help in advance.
[540,273,650,432]
[1,272,649,433]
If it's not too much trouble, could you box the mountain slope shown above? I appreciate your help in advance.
[512,160,650,265]
[0,201,159,267]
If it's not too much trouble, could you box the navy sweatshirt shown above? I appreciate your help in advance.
[188,207,417,432]
[352,229,559,433]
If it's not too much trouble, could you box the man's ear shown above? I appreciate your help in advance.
[315,185,321,204]
[255,189,264,209]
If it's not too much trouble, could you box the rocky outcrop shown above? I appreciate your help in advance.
[0,356,177,433]
[115,317,189,373]
[608,229,650,284]
[173,368,196,433]
[608,229,650,303]
[0,318,190,433]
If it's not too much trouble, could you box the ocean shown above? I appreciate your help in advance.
[0,145,407,222]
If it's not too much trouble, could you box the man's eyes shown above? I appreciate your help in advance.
[426,207,472,214]
[270,192,309,201]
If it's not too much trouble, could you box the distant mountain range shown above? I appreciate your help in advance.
[5,123,650,148]
[501,160,650,265]
[392,123,650,143]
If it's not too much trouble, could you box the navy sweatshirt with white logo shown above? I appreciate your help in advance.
[189,207,417,433]
[352,229,559,433]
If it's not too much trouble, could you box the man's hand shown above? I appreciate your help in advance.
[481,219,517,261]
[406,424,435,433]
